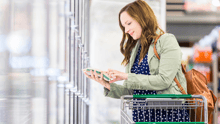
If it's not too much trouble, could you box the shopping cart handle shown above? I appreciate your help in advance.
[133,94,192,98]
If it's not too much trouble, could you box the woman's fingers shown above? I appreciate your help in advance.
[85,69,122,83]
[108,69,116,79]
[108,69,119,73]
[83,70,107,86]
[84,72,92,79]
[94,70,99,80]
[90,70,94,79]
[110,71,119,79]
[109,72,113,78]
[102,71,108,75]
[110,78,117,83]
[91,70,104,81]
[109,79,114,83]
[100,72,103,81]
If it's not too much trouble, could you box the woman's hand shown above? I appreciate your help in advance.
[83,70,110,90]
[107,69,128,83]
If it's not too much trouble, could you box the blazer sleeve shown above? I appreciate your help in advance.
[104,83,134,99]
[103,64,133,99]
[123,34,181,91]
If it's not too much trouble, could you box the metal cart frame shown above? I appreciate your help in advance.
[120,94,208,124]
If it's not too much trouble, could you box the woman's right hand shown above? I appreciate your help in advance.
[106,69,128,83]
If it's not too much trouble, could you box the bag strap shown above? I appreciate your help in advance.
[153,34,187,94]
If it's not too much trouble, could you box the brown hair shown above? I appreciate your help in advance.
[119,0,164,66]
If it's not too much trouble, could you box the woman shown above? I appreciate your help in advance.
[84,0,189,122]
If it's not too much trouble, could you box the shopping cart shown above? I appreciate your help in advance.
[120,94,208,124]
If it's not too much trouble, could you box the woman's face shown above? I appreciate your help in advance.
[120,11,142,40]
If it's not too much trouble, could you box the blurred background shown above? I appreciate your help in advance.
[0,0,220,124]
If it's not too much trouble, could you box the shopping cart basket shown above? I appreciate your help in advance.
[120,94,208,124]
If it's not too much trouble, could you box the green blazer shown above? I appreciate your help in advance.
[104,33,187,99]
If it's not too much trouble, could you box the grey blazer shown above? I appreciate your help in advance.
[104,33,187,99]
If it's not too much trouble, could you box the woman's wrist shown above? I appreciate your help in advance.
[124,73,128,80]
[103,81,110,90]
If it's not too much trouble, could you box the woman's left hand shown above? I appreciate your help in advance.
[107,69,128,83]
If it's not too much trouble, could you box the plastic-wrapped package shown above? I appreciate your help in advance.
[193,44,212,63]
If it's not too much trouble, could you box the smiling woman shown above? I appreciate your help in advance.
[120,11,142,40]
[118,0,164,66]
[84,0,189,123]
[105,0,189,123]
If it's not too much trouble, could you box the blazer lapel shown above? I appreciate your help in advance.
[147,43,155,64]
[127,35,160,73]
[148,34,162,64]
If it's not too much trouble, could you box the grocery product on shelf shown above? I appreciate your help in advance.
[193,45,212,63]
